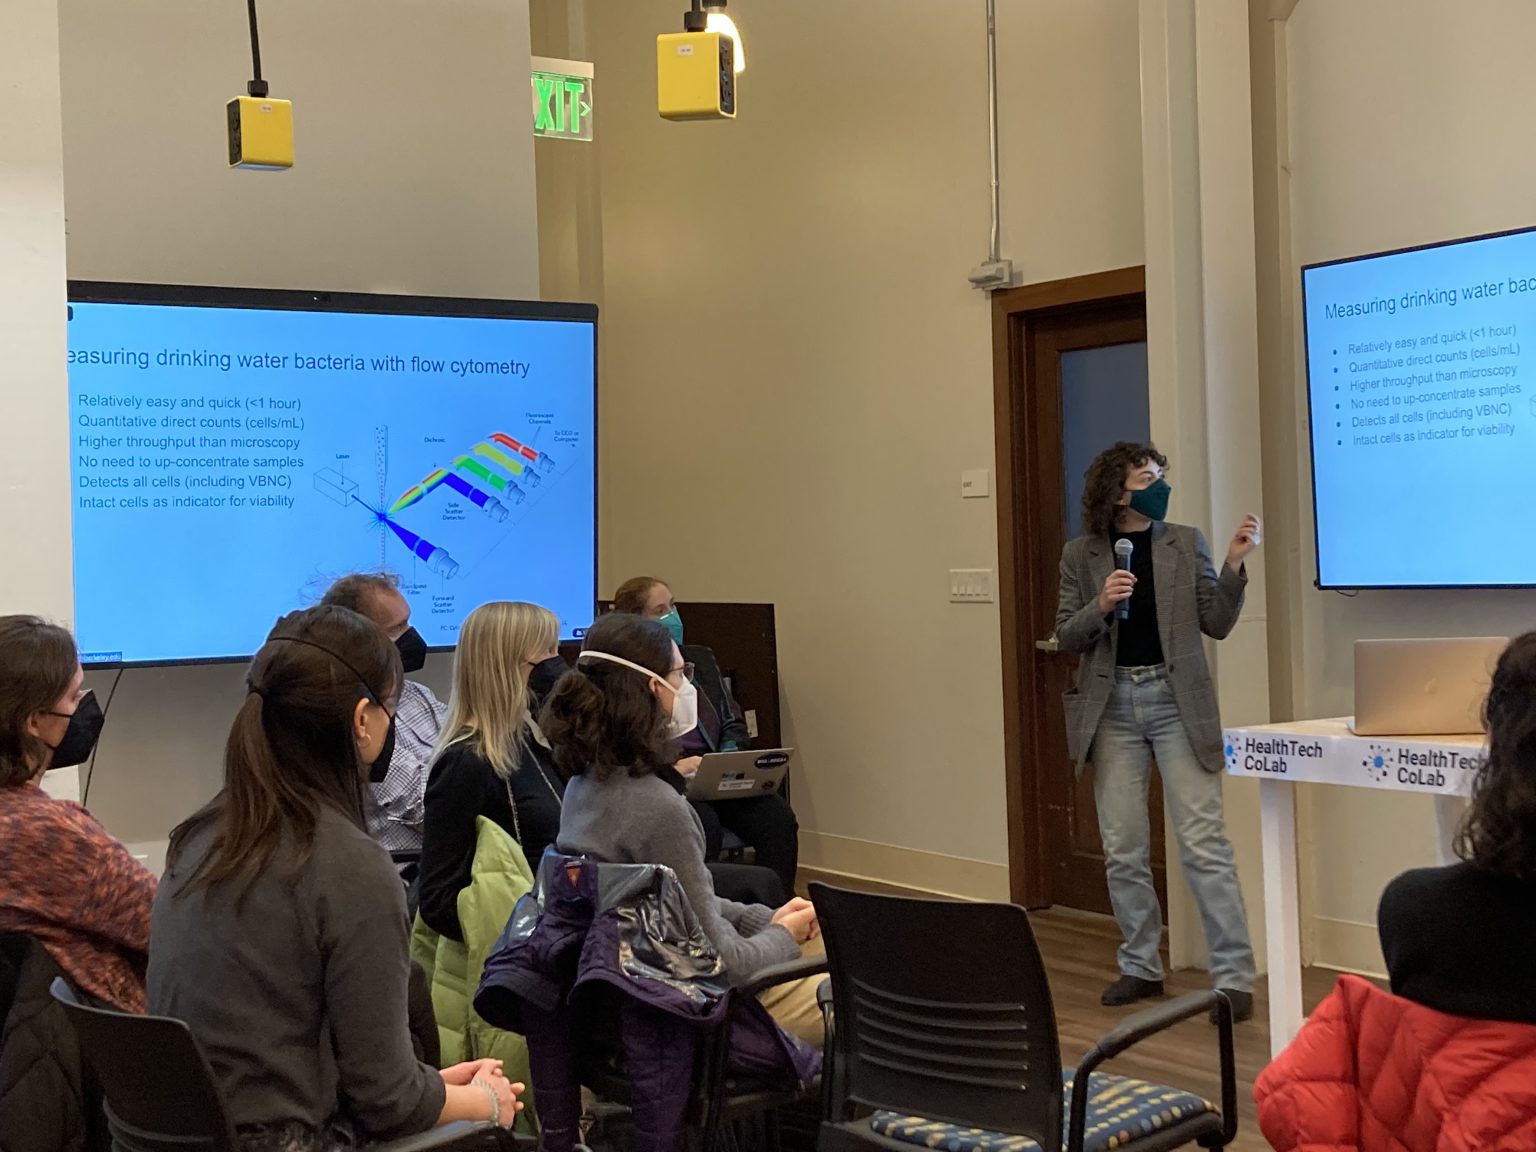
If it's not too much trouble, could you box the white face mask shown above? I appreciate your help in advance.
[577,650,699,739]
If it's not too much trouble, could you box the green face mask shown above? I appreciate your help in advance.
[657,608,684,647]
[1127,478,1171,522]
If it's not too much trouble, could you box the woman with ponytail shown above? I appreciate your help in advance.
[1377,631,1536,1022]
[149,607,523,1152]
[541,612,825,1045]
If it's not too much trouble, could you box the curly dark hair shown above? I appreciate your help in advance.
[1458,633,1536,877]
[1080,441,1169,538]
[538,612,676,783]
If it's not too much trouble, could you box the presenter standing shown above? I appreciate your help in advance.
[1053,442,1260,1022]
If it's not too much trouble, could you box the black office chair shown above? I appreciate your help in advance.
[810,883,1238,1152]
[50,978,517,1152]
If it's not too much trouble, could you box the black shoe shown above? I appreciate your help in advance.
[1100,975,1164,1007]
[1211,988,1254,1024]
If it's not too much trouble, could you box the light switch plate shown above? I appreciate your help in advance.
[949,568,996,603]
[961,469,991,499]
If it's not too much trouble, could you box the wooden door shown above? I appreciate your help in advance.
[993,269,1167,916]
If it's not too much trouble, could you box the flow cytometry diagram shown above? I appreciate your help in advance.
[314,431,557,580]
[393,433,555,516]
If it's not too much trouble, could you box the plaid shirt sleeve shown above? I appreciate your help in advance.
[366,679,446,854]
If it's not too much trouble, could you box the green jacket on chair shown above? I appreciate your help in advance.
[411,816,536,1129]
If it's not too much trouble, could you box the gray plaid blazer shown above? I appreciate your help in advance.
[1053,521,1246,774]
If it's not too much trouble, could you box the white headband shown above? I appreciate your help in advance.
[576,650,668,684]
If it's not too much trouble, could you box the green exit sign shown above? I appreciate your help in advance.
[531,57,594,142]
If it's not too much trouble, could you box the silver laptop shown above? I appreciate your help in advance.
[1350,637,1507,736]
[686,748,794,802]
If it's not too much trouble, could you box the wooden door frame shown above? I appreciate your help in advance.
[991,266,1147,908]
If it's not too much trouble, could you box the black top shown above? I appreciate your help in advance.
[148,807,445,1140]
[1111,527,1164,667]
[1378,861,1536,1024]
[416,731,565,942]
[676,644,752,755]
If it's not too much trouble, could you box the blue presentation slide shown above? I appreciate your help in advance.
[1305,228,1536,587]
[67,301,596,663]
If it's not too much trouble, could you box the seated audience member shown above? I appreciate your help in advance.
[0,615,156,1013]
[415,603,785,941]
[416,601,567,942]
[149,606,521,1151]
[1377,630,1536,1022]
[613,576,799,899]
[1255,971,1536,1150]
[542,612,825,1045]
[321,572,444,862]
[1259,638,1536,1149]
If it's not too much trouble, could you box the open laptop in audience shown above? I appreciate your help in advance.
[1349,637,1507,736]
[686,748,794,802]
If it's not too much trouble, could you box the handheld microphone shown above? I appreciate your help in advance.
[1113,538,1134,621]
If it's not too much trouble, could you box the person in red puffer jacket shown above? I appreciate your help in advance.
[1255,974,1536,1151]
[1257,632,1536,1150]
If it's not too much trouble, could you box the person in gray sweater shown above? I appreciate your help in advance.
[149,607,523,1152]
[541,612,825,1044]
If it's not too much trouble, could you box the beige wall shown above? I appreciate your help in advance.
[56,0,541,850]
[62,0,539,296]
[2,0,72,626]
[1136,0,1273,972]
[571,0,1145,894]
[1275,0,1536,970]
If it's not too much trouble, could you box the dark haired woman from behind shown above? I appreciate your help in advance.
[0,615,156,1010]
[149,606,522,1152]
[1378,631,1536,1023]
[541,612,825,1045]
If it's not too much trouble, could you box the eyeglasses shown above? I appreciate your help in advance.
[671,662,697,683]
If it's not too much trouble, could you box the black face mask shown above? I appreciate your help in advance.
[395,627,428,675]
[368,711,398,784]
[46,691,105,769]
[527,655,568,700]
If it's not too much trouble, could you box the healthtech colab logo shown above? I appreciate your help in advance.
[1362,745,1394,783]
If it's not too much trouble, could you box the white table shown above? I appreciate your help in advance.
[1223,718,1486,1056]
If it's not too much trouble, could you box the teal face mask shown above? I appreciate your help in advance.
[1127,478,1171,522]
[657,608,684,647]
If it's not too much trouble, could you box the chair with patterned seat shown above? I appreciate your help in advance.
[810,883,1237,1152]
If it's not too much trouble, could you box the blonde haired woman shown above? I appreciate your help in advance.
[416,601,566,942]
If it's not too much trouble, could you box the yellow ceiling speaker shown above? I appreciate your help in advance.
[657,3,738,121]
[227,95,294,170]
[228,0,293,169]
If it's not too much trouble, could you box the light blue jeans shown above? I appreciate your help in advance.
[1090,666,1255,992]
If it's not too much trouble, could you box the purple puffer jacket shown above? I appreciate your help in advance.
[474,852,821,1152]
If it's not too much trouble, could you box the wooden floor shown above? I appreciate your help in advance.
[1031,907,1352,1152]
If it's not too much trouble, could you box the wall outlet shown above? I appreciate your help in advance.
[949,568,995,603]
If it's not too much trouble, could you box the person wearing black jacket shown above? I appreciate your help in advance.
[0,933,106,1152]
[613,578,800,899]
[416,602,567,942]
[1378,632,1536,1024]
[418,603,787,941]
